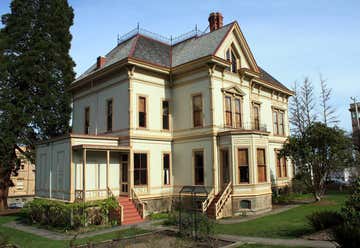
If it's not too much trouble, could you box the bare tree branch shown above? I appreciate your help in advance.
[319,74,339,126]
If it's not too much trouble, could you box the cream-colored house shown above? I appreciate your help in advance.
[36,12,293,220]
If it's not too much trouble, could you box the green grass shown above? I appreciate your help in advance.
[216,192,348,239]
[0,214,148,248]
[148,212,170,220]
[237,244,306,248]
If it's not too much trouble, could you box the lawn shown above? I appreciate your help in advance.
[0,214,148,248]
[237,244,306,248]
[216,192,348,239]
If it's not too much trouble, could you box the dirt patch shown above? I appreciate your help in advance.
[312,200,336,206]
[302,228,334,241]
[76,230,233,248]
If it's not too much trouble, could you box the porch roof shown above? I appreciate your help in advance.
[72,144,130,151]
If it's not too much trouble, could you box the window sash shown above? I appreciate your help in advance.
[134,153,147,185]
[235,98,241,128]
[273,111,278,134]
[257,149,266,182]
[193,95,203,127]
[231,51,237,73]
[279,112,284,135]
[84,107,90,134]
[194,151,204,185]
[253,105,260,130]
[238,149,249,183]
[163,154,170,185]
[138,97,146,128]
[107,100,113,132]
[162,100,169,130]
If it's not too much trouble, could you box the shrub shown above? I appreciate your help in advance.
[307,211,343,231]
[21,196,119,230]
[332,178,360,247]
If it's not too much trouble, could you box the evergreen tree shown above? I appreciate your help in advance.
[0,0,75,209]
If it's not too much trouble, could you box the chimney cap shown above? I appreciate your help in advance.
[208,12,224,32]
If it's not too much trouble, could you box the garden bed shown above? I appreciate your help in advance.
[75,230,234,248]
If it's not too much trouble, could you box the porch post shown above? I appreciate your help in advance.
[106,150,110,195]
[82,148,87,202]
[129,150,134,198]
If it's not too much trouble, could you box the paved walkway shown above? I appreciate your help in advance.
[216,234,337,248]
[218,204,299,224]
[3,220,161,241]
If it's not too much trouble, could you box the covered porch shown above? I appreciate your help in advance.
[72,144,132,202]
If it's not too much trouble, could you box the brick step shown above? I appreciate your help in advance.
[118,196,143,225]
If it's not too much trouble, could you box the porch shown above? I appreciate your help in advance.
[72,144,131,202]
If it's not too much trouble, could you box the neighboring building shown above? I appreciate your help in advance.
[8,149,35,208]
[350,101,360,149]
[36,13,293,220]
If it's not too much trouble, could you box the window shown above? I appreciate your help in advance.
[193,95,203,127]
[235,98,242,128]
[138,96,146,128]
[134,153,147,185]
[194,151,204,185]
[253,104,260,130]
[162,100,169,130]
[238,149,249,183]
[106,99,113,132]
[16,178,24,191]
[225,96,232,126]
[163,153,170,185]
[257,149,266,182]
[272,109,285,135]
[240,200,251,209]
[226,48,238,73]
[275,150,287,178]
[84,107,90,134]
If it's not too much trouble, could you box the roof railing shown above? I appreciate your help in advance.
[117,24,209,46]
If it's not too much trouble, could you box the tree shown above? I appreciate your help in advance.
[281,122,355,201]
[0,0,75,209]
[289,82,306,135]
[319,74,338,126]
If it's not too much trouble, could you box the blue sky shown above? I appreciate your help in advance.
[1,0,359,131]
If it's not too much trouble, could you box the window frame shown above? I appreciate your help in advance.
[162,99,170,131]
[234,97,242,128]
[84,106,90,134]
[275,149,287,178]
[133,152,148,186]
[224,95,232,127]
[192,94,203,128]
[256,148,267,183]
[225,46,240,73]
[138,95,148,128]
[252,102,261,130]
[272,108,285,136]
[193,149,205,185]
[162,152,171,186]
[106,99,113,132]
[237,148,250,184]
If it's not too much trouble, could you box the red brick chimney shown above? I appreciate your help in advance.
[96,56,106,69]
[208,12,223,32]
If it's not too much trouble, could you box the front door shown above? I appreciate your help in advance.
[220,149,230,189]
[120,154,129,195]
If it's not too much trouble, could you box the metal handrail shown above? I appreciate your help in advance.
[215,182,232,218]
[131,188,145,218]
[202,188,215,212]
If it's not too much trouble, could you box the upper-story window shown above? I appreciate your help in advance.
[226,46,239,73]
[234,98,242,128]
[138,96,147,128]
[193,94,203,127]
[252,103,260,130]
[272,108,285,136]
[106,99,113,132]
[84,107,90,134]
[225,96,232,127]
[162,100,170,130]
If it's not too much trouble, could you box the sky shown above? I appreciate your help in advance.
[1,0,359,131]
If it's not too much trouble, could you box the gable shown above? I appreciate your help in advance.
[214,22,259,72]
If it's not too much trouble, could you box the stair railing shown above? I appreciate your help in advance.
[107,187,123,224]
[202,188,215,212]
[130,188,145,218]
[215,182,232,218]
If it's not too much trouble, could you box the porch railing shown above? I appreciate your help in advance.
[130,188,145,218]
[201,188,215,212]
[215,182,232,219]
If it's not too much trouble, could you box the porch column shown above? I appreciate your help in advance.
[129,150,134,198]
[82,148,87,202]
[106,150,110,194]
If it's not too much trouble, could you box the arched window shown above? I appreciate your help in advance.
[226,45,240,73]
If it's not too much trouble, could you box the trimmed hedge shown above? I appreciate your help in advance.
[21,197,120,230]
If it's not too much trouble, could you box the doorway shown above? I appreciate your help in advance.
[220,149,230,189]
[120,153,129,195]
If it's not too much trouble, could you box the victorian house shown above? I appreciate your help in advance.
[36,12,293,223]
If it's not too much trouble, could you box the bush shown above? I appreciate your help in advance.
[21,196,119,230]
[332,178,360,247]
[307,211,343,231]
